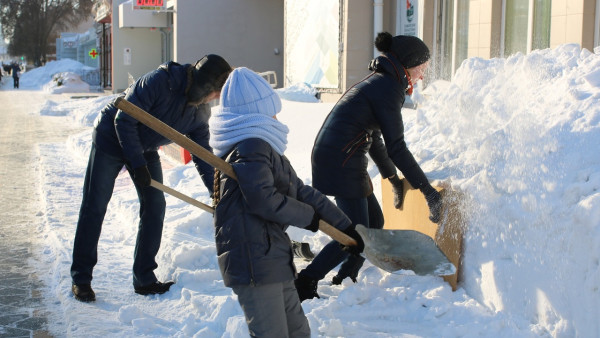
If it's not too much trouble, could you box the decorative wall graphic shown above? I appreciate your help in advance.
[285,0,340,89]
[397,0,419,37]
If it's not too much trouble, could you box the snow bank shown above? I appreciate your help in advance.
[20,59,97,90]
[415,44,600,336]
[42,72,90,94]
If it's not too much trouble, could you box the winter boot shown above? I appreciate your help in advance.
[72,284,96,302]
[331,254,366,285]
[294,272,320,302]
[134,281,175,295]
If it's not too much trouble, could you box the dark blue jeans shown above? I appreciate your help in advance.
[70,143,166,288]
[301,193,383,281]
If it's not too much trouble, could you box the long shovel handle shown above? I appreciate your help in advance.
[115,97,237,180]
[318,220,356,246]
[149,181,356,245]
[150,179,214,214]
[116,98,356,246]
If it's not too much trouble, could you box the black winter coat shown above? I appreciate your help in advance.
[311,53,430,198]
[93,61,214,191]
[214,138,352,287]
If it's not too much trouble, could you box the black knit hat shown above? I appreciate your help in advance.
[187,54,232,104]
[193,54,232,90]
[375,32,430,69]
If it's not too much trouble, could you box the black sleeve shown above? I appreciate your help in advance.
[188,104,215,193]
[232,140,314,227]
[368,130,396,179]
[370,86,430,190]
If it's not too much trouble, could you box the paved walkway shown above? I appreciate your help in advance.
[0,89,86,337]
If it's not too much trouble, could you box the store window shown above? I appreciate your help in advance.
[435,0,469,81]
[504,0,550,56]
[531,0,551,50]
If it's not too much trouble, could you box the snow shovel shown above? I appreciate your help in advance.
[114,97,456,276]
[149,179,313,260]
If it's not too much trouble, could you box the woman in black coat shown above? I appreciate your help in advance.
[295,32,443,301]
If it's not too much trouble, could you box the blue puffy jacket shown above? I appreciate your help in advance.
[93,61,214,191]
[214,138,352,287]
[311,53,430,198]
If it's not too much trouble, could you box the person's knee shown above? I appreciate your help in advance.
[143,190,166,211]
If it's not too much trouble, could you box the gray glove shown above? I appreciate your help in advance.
[388,174,404,209]
[423,188,442,223]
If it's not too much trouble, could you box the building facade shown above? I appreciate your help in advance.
[285,0,599,100]
[93,0,283,93]
[91,0,600,95]
[56,29,100,69]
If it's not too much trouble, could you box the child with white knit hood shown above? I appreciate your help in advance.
[209,67,363,337]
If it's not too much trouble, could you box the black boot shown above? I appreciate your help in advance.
[72,284,96,302]
[294,272,320,302]
[331,255,366,285]
[134,281,175,295]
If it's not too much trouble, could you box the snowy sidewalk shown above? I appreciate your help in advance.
[0,89,86,337]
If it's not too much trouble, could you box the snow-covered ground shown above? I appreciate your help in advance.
[5,48,600,337]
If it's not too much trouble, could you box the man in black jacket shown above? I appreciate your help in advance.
[70,55,232,302]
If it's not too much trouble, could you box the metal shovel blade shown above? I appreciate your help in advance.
[355,224,456,276]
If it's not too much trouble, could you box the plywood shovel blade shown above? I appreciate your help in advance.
[355,224,456,276]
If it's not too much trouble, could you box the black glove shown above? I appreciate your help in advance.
[133,166,152,187]
[305,211,320,233]
[423,187,443,223]
[388,174,404,209]
[341,225,365,256]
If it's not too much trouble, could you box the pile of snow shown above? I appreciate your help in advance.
[414,43,600,336]
[20,59,97,90]
[277,82,320,102]
[42,72,90,94]
[31,43,600,337]
[39,94,116,126]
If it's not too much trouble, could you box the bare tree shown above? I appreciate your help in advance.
[0,0,94,65]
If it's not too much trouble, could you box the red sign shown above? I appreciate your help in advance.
[135,0,163,6]
[133,0,164,10]
[89,49,99,59]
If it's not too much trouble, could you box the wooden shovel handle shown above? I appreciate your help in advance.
[116,98,357,246]
[318,220,357,246]
[152,178,356,245]
[150,179,214,214]
[115,97,237,180]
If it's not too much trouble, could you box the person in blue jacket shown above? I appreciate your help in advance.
[70,55,232,302]
[210,67,364,337]
[295,32,443,301]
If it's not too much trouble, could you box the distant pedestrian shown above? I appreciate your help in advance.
[70,55,232,302]
[210,67,363,337]
[11,62,20,89]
